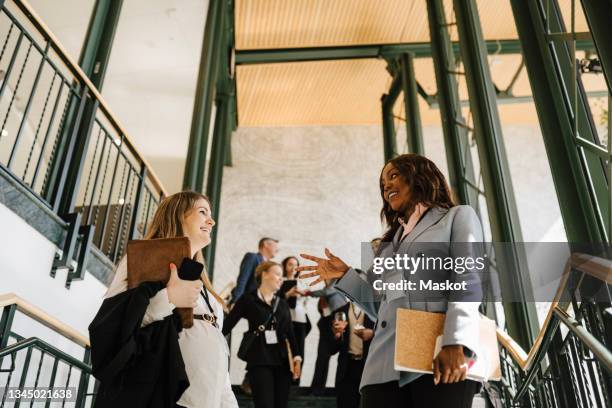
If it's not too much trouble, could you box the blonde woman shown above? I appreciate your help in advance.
[223,261,302,408]
[92,191,237,408]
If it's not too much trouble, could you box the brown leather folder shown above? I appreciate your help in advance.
[126,237,195,328]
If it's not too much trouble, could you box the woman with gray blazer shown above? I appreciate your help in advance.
[297,154,483,408]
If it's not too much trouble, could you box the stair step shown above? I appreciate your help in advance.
[233,386,336,408]
[233,386,489,407]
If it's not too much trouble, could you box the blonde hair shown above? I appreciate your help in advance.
[143,190,226,308]
[255,261,281,286]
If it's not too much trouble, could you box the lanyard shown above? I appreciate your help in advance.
[257,290,278,330]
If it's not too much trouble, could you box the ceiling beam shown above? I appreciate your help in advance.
[235,39,595,65]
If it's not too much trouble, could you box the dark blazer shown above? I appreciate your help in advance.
[331,303,375,387]
[230,252,264,303]
[89,282,188,408]
[223,291,300,368]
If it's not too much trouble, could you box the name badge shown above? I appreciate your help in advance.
[265,330,278,344]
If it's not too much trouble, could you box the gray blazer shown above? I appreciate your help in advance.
[335,205,484,389]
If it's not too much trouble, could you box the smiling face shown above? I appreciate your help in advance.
[284,257,298,279]
[181,198,215,255]
[261,264,284,292]
[381,162,412,213]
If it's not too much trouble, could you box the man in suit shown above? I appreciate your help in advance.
[230,237,279,304]
[330,302,375,408]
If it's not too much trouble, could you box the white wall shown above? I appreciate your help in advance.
[0,202,107,351]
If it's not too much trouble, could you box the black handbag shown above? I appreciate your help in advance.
[237,296,280,361]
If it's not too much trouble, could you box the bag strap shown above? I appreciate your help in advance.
[257,295,280,332]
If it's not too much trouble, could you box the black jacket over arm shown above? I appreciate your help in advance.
[223,291,299,368]
[88,281,188,408]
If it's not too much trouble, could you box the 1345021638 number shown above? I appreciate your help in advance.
[0,387,77,402]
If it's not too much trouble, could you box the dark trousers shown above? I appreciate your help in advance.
[248,365,292,408]
[310,316,334,394]
[292,321,308,385]
[360,375,480,408]
[336,358,365,408]
[292,321,308,359]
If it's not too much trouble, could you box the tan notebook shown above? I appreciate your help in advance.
[394,308,501,381]
[126,237,194,328]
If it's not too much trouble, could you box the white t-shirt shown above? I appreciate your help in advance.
[289,295,308,323]
[106,258,238,408]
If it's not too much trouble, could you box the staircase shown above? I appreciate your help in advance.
[233,386,336,408]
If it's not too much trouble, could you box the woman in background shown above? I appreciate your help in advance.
[223,261,302,408]
[280,256,311,383]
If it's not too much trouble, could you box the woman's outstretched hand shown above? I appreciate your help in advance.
[296,248,350,286]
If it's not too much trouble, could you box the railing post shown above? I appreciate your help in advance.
[400,53,424,155]
[426,0,479,208]
[454,0,538,349]
[183,0,225,192]
[0,304,16,349]
[129,166,147,240]
[56,98,100,216]
[75,347,91,408]
[45,87,89,212]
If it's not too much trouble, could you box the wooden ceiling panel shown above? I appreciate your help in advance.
[235,0,430,49]
[235,1,592,127]
[236,59,392,126]
[236,0,588,49]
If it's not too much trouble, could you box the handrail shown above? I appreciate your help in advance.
[553,307,612,372]
[570,252,612,284]
[495,252,611,372]
[8,0,167,197]
[0,337,91,371]
[0,293,90,348]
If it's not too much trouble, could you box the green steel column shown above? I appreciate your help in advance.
[400,53,424,155]
[580,0,612,93]
[183,0,224,192]
[204,0,234,279]
[78,0,124,89]
[381,75,401,162]
[426,0,478,208]
[509,0,606,243]
[204,88,231,278]
[382,95,397,162]
[454,0,538,349]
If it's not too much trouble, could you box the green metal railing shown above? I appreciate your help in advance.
[495,253,612,407]
[0,0,167,287]
[0,294,94,407]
